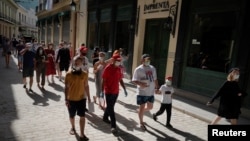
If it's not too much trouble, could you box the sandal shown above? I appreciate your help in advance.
[69,128,76,135]
[80,135,89,141]
[140,124,147,131]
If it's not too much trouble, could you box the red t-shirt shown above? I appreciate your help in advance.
[102,64,123,94]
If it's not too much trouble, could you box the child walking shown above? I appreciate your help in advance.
[153,76,174,128]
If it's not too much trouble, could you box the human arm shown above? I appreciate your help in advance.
[120,79,128,96]
[64,75,70,107]
[84,73,91,102]
[207,82,226,105]
[20,47,29,55]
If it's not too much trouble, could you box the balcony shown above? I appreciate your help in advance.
[0,12,18,25]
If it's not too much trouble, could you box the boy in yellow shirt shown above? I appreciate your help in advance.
[65,55,90,141]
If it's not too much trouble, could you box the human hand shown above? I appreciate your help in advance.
[139,81,149,88]
[155,89,161,94]
[97,64,103,70]
[65,100,70,108]
[124,90,128,97]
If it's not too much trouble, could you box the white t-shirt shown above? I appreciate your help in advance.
[159,84,174,104]
[132,64,157,96]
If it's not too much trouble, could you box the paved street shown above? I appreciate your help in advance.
[0,54,226,141]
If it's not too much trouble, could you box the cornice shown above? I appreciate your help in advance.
[36,0,79,19]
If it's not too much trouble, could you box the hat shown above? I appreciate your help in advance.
[112,54,122,61]
[166,76,172,80]
[80,46,88,53]
[141,54,150,59]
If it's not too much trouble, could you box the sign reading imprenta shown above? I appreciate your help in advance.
[144,0,170,14]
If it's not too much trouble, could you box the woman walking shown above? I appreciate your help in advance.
[45,43,56,83]
[207,68,247,125]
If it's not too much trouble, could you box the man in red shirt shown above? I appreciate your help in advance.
[102,54,127,134]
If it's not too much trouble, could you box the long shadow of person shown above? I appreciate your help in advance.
[117,100,138,113]
[112,126,143,141]
[145,124,180,141]
[41,89,61,102]
[25,89,49,106]
[85,112,111,134]
[48,82,64,92]
[156,121,205,141]
[115,112,142,132]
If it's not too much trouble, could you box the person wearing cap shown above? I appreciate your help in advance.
[207,68,247,125]
[132,54,159,130]
[93,52,107,109]
[153,76,174,128]
[78,45,89,73]
[102,54,127,134]
[56,42,71,81]
[65,55,90,141]
[20,42,36,93]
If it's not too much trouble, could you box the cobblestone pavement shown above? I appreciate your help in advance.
[0,55,209,141]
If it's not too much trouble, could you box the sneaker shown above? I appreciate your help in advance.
[103,118,111,124]
[153,114,157,121]
[111,128,118,134]
[79,135,89,141]
[166,123,173,128]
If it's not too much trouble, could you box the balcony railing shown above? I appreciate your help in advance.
[0,12,18,25]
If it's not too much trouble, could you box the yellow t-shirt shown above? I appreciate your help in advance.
[65,71,88,101]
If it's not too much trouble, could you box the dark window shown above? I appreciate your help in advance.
[115,21,129,52]
[99,22,110,52]
[87,23,97,50]
[187,11,237,72]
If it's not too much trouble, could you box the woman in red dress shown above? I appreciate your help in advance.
[45,43,56,83]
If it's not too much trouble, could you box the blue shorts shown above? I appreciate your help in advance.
[137,95,154,105]
[18,55,23,62]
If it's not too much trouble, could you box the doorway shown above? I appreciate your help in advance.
[143,18,171,85]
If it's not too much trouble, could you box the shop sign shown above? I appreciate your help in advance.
[144,0,170,14]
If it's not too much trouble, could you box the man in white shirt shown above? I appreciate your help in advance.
[132,54,159,130]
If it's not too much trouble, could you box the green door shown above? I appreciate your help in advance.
[143,18,171,85]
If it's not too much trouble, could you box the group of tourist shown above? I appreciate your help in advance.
[0,36,246,141]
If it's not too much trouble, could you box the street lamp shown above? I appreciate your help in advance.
[70,0,76,11]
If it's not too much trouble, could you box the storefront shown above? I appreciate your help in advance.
[133,0,180,84]
[87,0,137,76]
[174,0,250,109]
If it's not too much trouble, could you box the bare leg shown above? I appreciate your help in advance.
[79,116,85,137]
[29,77,33,89]
[138,104,146,125]
[144,102,153,112]
[210,116,222,125]
[69,117,75,130]
[230,119,238,125]
[23,77,27,86]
